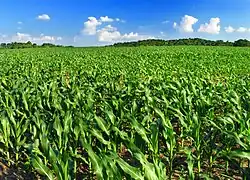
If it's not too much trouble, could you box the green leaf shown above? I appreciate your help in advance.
[227,150,250,160]
[91,129,110,146]
[83,143,104,179]
[105,110,115,125]
[113,154,144,180]
[150,122,159,154]
[32,156,54,180]
[94,115,110,136]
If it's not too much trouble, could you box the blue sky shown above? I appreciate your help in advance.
[1,0,250,46]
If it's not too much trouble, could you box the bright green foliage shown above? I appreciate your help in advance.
[1,46,250,179]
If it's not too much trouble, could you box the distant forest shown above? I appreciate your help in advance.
[1,38,250,49]
[112,38,250,47]
[0,41,73,49]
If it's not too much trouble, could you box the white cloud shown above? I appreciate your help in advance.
[97,26,120,42]
[10,32,62,44]
[13,33,32,41]
[82,16,125,35]
[97,25,153,43]
[173,22,177,29]
[101,24,118,31]
[82,16,153,43]
[225,26,235,33]
[83,17,102,35]
[174,15,198,33]
[17,21,23,25]
[224,26,250,33]
[82,16,126,35]
[100,16,114,22]
[37,14,51,21]
[116,18,126,23]
[35,34,62,42]
[198,18,220,34]
[237,27,248,33]
[33,34,55,41]
[122,32,142,40]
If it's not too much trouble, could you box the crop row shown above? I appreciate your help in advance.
[0,46,250,179]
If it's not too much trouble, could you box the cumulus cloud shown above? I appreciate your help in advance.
[97,25,153,43]
[37,14,51,21]
[83,17,102,35]
[82,16,153,43]
[38,34,62,42]
[237,27,248,33]
[122,32,143,40]
[225,26,235,33]
[225,26,250,33]
[9,32,62,43]
[12,33,32,41]
[17,21,23,25]
[174,15,198,33]
[97,26,120,42]
[82,16,126,35]
[198,18,220,34]
[100,16,114,22]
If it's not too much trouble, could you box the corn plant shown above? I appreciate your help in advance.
[1,46,250,179]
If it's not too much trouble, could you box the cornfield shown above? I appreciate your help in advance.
[1,46,250,179]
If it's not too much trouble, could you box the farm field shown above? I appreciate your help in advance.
[1,46,250,179]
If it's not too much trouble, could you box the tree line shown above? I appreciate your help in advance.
[112,38,250,47]
[0,41,73,49]
[1,38,250,49]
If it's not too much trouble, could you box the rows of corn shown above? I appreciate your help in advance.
[1,46,250,179]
